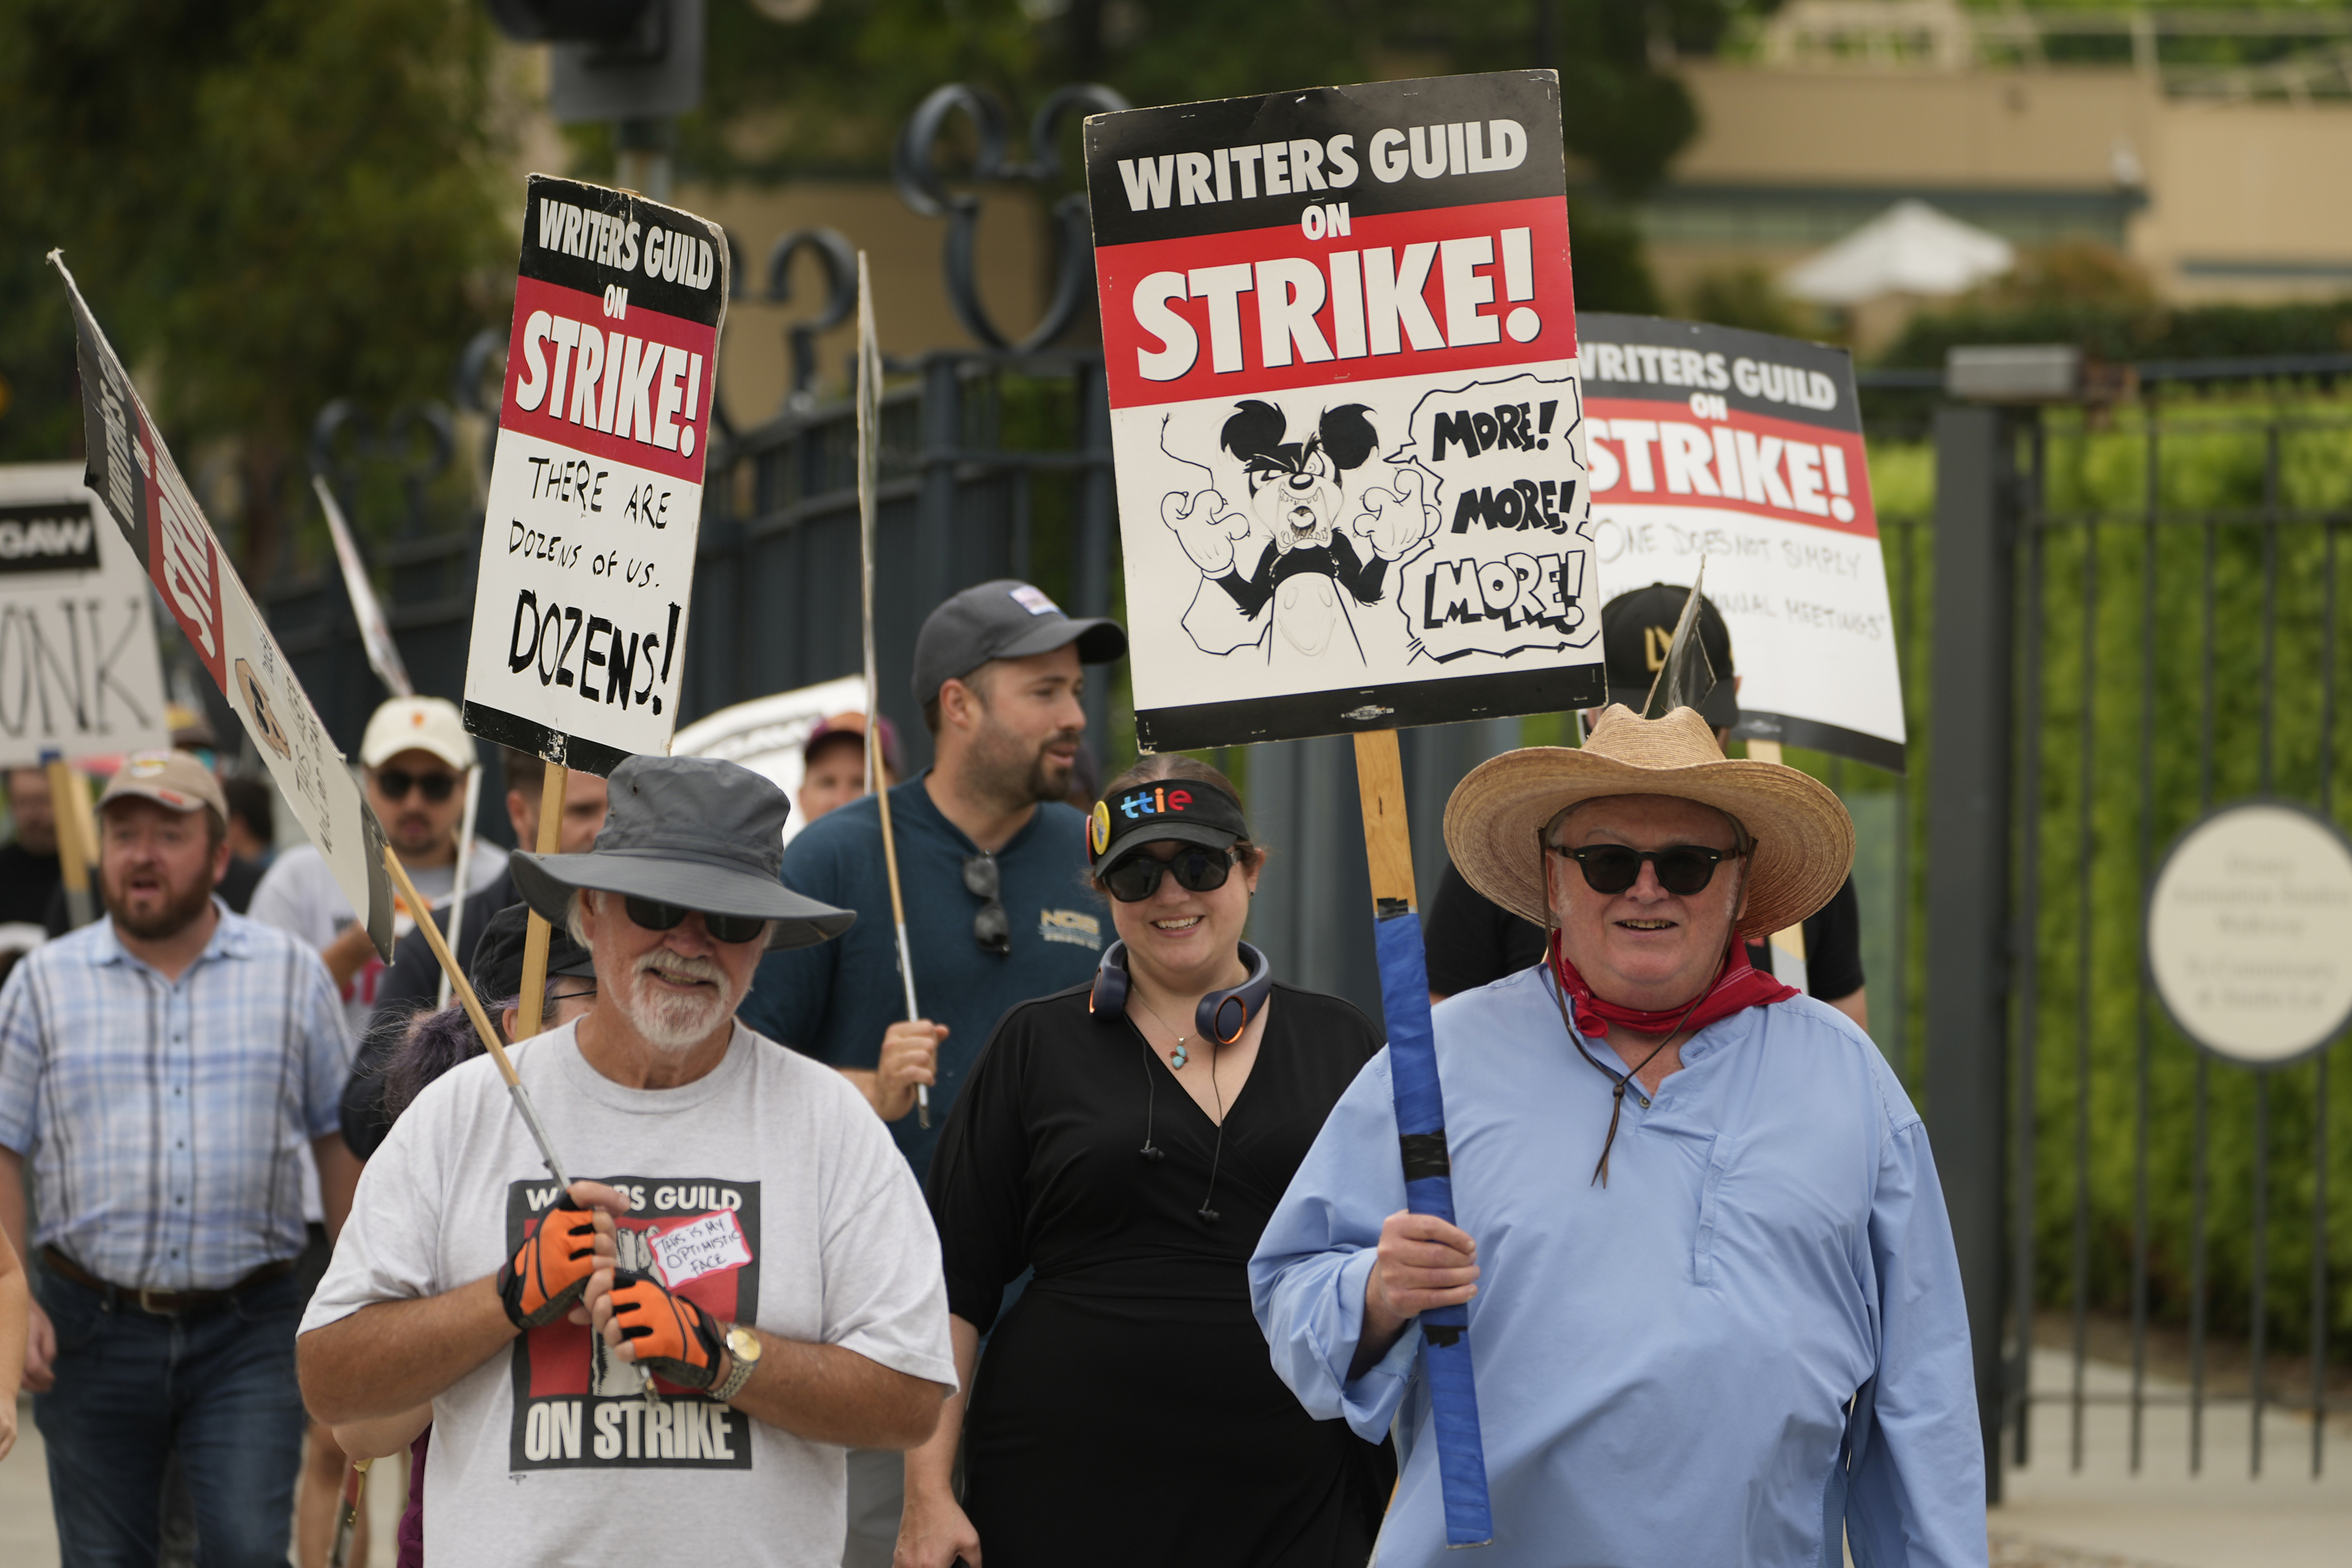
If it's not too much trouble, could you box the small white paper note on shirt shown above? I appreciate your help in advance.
[647,1211,751,1289]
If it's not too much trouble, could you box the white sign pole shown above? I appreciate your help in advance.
[312,474,413,700]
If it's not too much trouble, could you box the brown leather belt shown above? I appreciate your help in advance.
[42,1246,297,1316]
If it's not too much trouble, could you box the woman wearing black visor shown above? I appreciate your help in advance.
[903,755,1394,1568]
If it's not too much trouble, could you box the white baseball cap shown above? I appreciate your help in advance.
[360,697,475,770]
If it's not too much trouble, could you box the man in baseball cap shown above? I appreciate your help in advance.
[300,756,954,1568]
[741,579,1125,1567]
[2,750,355,1564]
[251,696,510,1041]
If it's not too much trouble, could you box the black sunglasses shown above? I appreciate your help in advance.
[1549,842,1742,897]
[375,768,458,804]
[1102,845,1235,904]
[621,895,768,945]
[962,853,1010,955]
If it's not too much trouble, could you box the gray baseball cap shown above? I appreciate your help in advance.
[509,755,854,952]
[911,580,1127,706]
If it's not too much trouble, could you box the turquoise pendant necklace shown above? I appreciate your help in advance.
[1136,995,1192,1069]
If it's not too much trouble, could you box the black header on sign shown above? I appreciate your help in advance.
[1578,312,1859,435]
[0,500,101,576]
[1084,71,1564,248]
[519,175,726,327]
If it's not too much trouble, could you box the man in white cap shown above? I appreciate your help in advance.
[1251,705,1985,1566]
[0,750,356,1564]
[298,756,955,1568]
[251,696,509,1041]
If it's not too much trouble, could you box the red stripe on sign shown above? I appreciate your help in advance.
[502,276,719,486]
[1095,196,1578,410]
[140,418,226,686]
[1586,398,1878,539]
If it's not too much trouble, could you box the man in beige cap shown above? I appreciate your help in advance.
[251,695,510,1042]
[1252,705,1985,1567]
[0,750,356,1564]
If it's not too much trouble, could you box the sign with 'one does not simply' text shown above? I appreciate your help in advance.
[1577,313,1905,771]
[0,463,170,771]
[1085,72,1604,751]
[463,175,729,774]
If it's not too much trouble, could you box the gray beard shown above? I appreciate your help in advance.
[617,954,735,1053]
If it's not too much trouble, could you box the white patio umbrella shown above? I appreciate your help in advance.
[1781,199,2015,306]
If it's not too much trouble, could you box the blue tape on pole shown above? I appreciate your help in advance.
[1374,910,1495,1548]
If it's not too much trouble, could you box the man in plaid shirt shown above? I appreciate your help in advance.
[0,750,357,1566]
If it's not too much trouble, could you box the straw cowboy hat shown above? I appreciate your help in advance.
[1444,705,1855,940]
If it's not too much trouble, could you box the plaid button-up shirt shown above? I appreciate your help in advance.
[0,901,352,1291]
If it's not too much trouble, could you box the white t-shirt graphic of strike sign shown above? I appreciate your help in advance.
[301,1019,955,1567]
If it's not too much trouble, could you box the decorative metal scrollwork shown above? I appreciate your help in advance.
[765,227,858,408]
[892,82,1131,352]
[309,397,456,540]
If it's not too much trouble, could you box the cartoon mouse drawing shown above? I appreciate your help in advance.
[1161,400,1441,667]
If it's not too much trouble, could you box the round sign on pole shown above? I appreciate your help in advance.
[2144,800,2352,1067]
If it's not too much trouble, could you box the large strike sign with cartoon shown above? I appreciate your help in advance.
[1578,314,1905,771]
[1087,72,1604,751]
[463,176,729,775]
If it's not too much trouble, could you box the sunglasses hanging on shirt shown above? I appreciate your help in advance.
[962,852,1010,955]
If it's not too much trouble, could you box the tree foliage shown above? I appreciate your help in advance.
[0,0,510,569]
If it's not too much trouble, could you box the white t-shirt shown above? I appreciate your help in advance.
[248,838,509,1041]
[300,1019,956,1568]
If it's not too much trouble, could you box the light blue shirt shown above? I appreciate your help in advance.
[1250,964,1987,1568]
[0,902,352,1290]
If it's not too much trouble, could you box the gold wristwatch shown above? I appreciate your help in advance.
[712,1323,761,1402]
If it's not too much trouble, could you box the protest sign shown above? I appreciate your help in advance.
[1578,313,1905,771]
[462,175,729,775]
[0,463,171,770]
[54,256,395,955]
[1086,72,1603,753]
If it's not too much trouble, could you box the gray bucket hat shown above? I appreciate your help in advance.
[508,755,855,952]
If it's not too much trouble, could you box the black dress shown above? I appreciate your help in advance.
[927,979,1394,1568]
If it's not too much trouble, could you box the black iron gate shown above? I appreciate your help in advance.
[1923,368,2352,1498]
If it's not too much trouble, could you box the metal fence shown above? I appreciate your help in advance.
[1922,373,2352,1499]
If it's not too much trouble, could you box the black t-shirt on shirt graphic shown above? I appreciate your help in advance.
[1421,857,1866,1003]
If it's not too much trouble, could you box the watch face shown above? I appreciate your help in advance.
[728,1326,761,1360]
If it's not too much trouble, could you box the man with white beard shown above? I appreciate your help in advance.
[295,756,958,1568]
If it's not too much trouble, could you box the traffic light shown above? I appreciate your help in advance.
[485,0,703,125]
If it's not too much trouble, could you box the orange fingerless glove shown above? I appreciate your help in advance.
[497,1195,602,1330]
[607,1269,726,1391]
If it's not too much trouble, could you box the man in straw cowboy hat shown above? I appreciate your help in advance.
[1251,703,1984,1565]
[297,756,957,1568]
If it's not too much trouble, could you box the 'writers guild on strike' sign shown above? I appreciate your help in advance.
[1085,72,1607,752]
[463,175,729,774]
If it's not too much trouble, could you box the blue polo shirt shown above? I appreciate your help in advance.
[740,774,1108,1179]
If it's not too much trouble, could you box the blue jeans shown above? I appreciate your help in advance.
[35,1266,309,1568]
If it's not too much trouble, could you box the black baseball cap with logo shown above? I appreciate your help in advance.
[1087,778,1249,872]
[912,580,1128,706]
[1600,583,1740,729]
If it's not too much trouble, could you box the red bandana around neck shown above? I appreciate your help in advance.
[1548,930,1799,1041]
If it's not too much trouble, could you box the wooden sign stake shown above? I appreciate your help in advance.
[42,754,94,930]
[513,762,569,1042]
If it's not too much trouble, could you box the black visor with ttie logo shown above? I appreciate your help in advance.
[1087,780,1247,872]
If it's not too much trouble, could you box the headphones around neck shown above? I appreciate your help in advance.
[1088,941,1272,1045]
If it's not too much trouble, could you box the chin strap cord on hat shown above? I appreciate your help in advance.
[1542,945,1712,1188]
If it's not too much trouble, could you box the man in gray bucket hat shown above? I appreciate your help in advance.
[298,757,957,1568]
